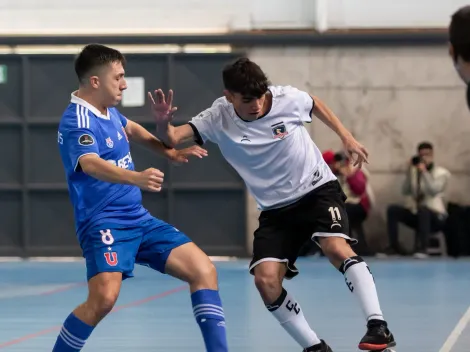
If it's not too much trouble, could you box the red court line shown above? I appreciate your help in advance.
[0,284,188,349]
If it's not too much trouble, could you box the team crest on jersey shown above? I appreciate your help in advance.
[105,137,114,148]
[271,122,288,139]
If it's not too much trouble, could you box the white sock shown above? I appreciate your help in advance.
[266,288,321,348]
[340,256,384,321]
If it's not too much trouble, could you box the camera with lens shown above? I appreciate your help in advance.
[334,152,347,163]
[411,155,422,166]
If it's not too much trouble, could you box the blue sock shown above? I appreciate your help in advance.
[191,289,228,352]
[52,313,94,351]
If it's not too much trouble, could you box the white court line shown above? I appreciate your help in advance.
[439,305,470,352]
[0,284,79,299]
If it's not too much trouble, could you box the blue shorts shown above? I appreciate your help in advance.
[80,217,192,281]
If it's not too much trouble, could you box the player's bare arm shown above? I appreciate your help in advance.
[124,119,207,163]
[78,154,163,192]
[311,95,369,168]
[148,89,197,148]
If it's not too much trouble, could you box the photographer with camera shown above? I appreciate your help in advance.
[382,142,451,258]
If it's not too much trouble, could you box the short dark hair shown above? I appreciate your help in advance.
[417,141,433,151]
[450,6,470,62]
[74,44,126,84]
[222,58,270,98]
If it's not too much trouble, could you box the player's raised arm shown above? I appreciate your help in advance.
[148,89,206,148]
[310,94,369,168]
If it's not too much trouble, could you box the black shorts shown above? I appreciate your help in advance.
[249,180,356,279]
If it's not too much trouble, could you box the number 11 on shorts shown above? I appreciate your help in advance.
[328,206,341,222]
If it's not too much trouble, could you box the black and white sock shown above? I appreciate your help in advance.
[266,288,321,348]
[340,256,384,321]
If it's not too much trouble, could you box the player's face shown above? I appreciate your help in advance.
[225,91,267,121]
[98,61,127,107]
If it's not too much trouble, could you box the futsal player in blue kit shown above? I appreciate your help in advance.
[53,44,228,351]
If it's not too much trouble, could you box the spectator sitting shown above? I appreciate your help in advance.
[380,142,451,258]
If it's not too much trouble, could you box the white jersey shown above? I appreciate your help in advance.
[188,85,337,210]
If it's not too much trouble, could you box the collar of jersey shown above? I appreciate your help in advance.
[234,88,274,123]
[70,91,110,120]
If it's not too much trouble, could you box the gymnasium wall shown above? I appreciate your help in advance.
[0,0,467,255]
[247,45,470,251]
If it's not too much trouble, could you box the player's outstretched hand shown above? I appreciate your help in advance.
[170,145,208,165]
[134,168,164,192]
[342,136,369,168]
[148,89,177,126]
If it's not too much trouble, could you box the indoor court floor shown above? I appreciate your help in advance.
[0,257,468,352]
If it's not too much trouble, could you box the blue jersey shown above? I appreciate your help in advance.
[58,93,152,239]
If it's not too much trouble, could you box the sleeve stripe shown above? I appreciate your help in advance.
[85,108,90,128]
[75,105,90,129]
[76,104,81,128]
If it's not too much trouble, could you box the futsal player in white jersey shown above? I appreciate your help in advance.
[149,58,396,352]
[449,5,470,107]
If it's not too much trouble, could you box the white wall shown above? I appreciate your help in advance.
[0,0,466,35]
[327,0,470,29]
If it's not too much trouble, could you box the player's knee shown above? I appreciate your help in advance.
[191,261,218,286]
[86,273,121,319]
[253,264,283,296]
[319,236,355,266]
[88,289,119,318]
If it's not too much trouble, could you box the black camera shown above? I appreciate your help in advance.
[334,152,347,163]
[411,155,421,166]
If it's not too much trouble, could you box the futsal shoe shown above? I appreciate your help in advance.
[358,319,396,351]
[303,339,333,352]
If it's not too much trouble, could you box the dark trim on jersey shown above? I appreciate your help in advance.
[188,122,204,145]
[307,95,315,123]
[234,89,273,123]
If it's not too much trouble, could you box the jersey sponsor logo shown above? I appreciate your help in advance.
[104,252,118,266]
[117,131,123,140]
[271,122,288,139]
[106,137,114,148]
[107,152,133,169]
[78,134,94,146]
